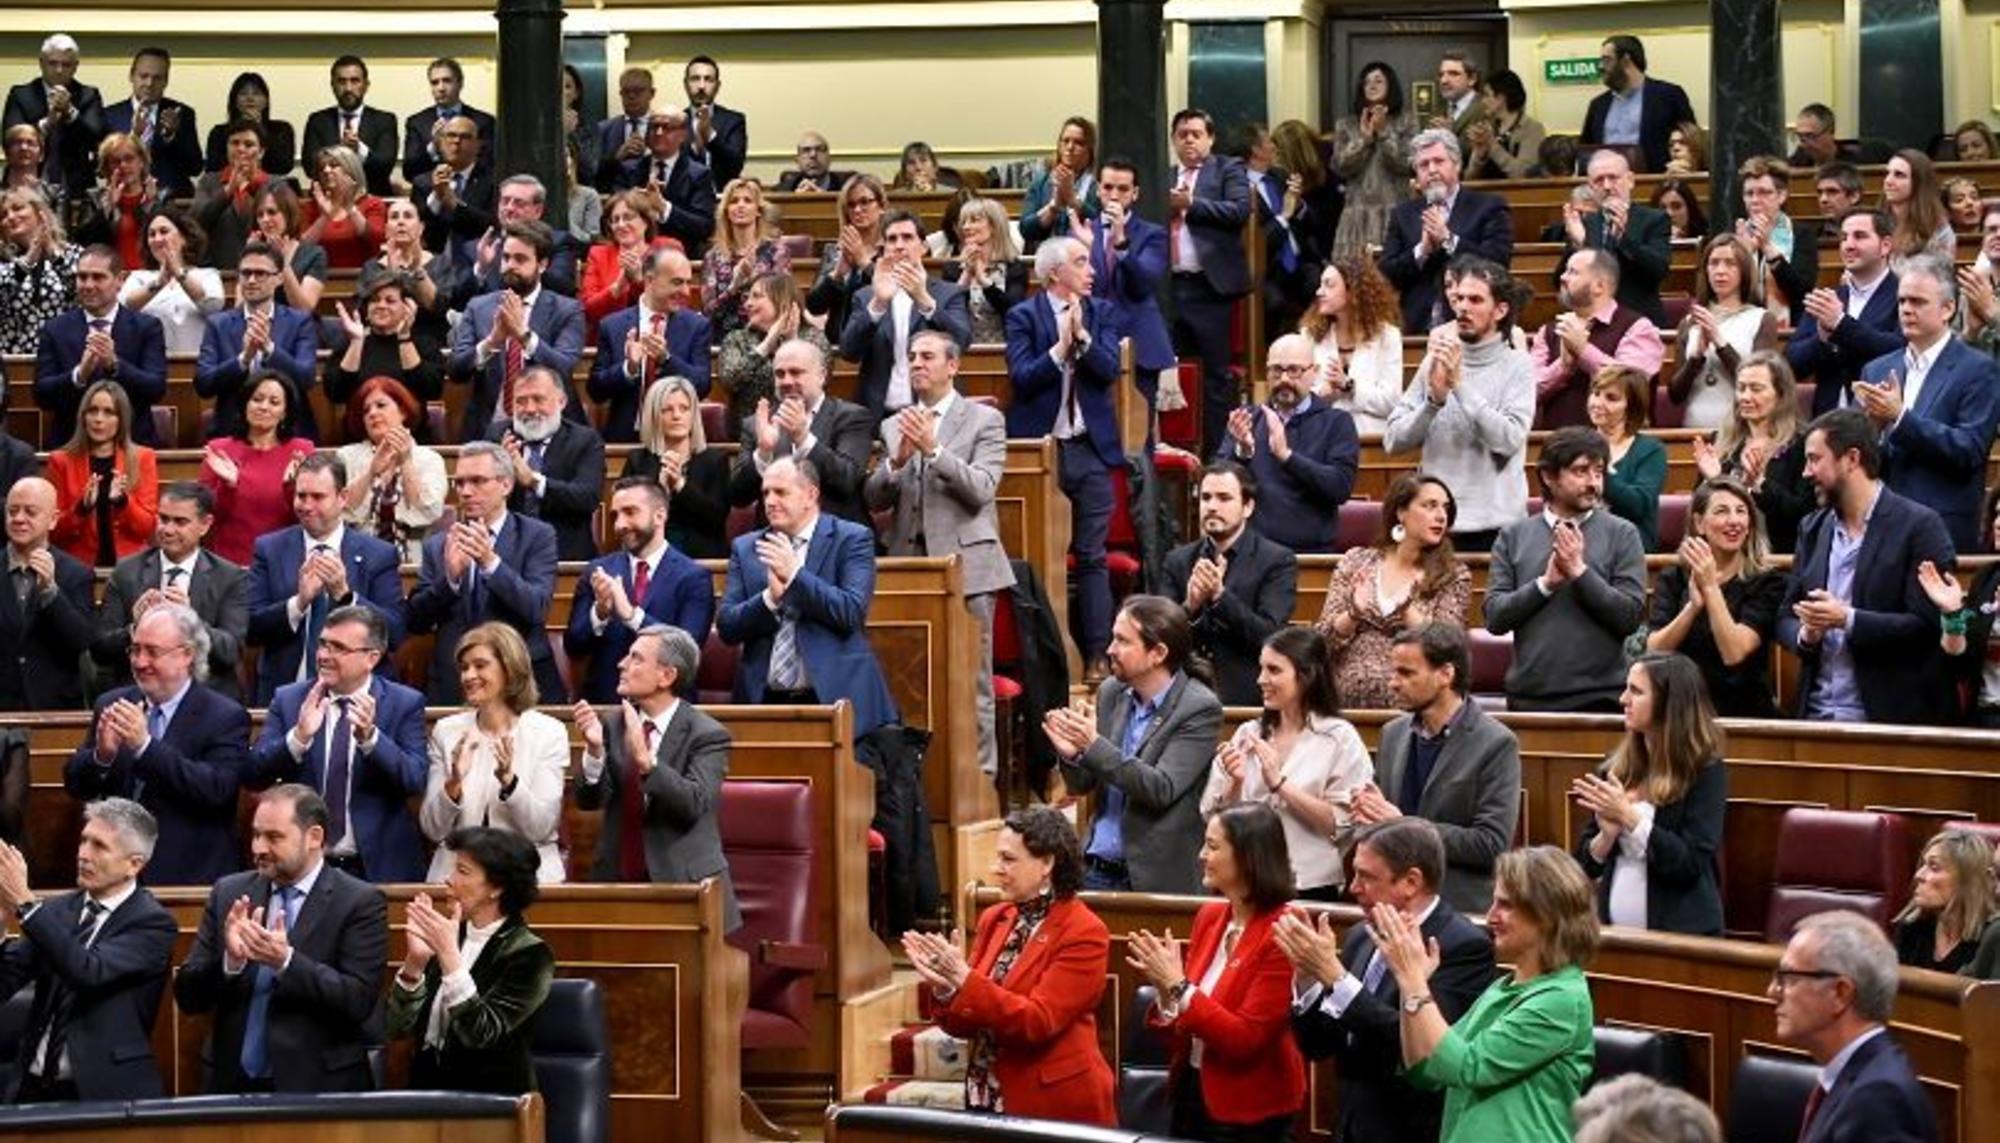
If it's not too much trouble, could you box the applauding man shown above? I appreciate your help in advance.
[728,338,874,524]
[195,242,321,440]
[839,211,971,421]
[565,478,714,704]
[1220,333,1359,554]
[589,245,712,443]
[448,218,587,439]
[488,365,606,561]
[1379,129,1514,334]
[1162,463,1296,705]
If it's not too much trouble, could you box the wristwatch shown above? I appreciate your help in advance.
[1402,993,1434,1015]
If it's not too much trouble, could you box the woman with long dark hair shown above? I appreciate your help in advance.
[198,370,315,566]
[1330,62,1414,259]
[1316,473,1470,709]
[48,380,157,568]
[1881,148,1955,264]
[204,72,295,176]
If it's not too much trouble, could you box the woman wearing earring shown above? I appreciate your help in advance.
[1316,473,1470,710]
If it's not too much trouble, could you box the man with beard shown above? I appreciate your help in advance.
[777,130,851,193]
[300,55,397,196]
[1483,426,1647,712]
[839,211,971,422]
[1379,129,1514,334]
[1529,247,1663,428]
[682,55,746,186]
[728,338,873,525]
[448,220,586,440]
[1788,209,1905,416]
[1580,35,1696,175]
[1557,149,1671,325]
[1160,462,1296,706]
[1218,332,1358,554]
[488,365,605,561]
[565,477,713,705]
[93,482,248,700]
[462,176,580,299]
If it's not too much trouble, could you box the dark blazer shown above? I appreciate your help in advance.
[1778,488,1958,725]
[588,304,713,443]
[1787,275,1904,415]
[466,229,582,301]
[725,397,876,526]
[1374,704,1522,913]
[1152,902,1304,1125]
[487,420,607,562]
[1863,338,2000,550]
[385,915,554,1096]
[683,104,747,186]
[1059,673,1223,895]
[33,305,168,448]
[776,169,854,193]
[92,547,249,701]
[1003,293,1124,468]
[195,304,321,440]
[623,448,732,560]
[1173,154,1254,297]
[1380,187,1515,333]
[62,683,249,886]
[402,103,496,185]
[448,289,588,440]
[247,674,430,883]
[716,512,898,737]
[0,431,38,505]
[1089,214,1173,374]
[1161,529,1297,707]
[174,866,388,1093]
[1944,562,2000,721]
[593,115,651,192]
[0,545,95,711]
[1217,398,1360,554]
[203,119,296,178]
[1566,205,1672,326]
[3,80,106,192]
[301,105,399,195]
[1580,78,1698,174]
[1797,1030,1939,1143]
[1575,759,1727,935]
[103,98,203,195]
[562,545,715,703]
[1291,899,1496,1143]
[407,512,565,704]
[0,886,178,1101]
[245,526,407,705]
[413,163,498,261]
[620,153,717,255]
[837,278,974,417]
[574,703,739,930]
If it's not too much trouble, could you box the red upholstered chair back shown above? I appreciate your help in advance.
[696,629,738,705]
[699,401,729,445]
[1656,494,1692,552]
[1468,629,1513,708]
[1336,499,1381,553]
[1945,821,2000,851]
[719,780,819,1045]
[1764,808,1914,943]
[1650,385,1687,430]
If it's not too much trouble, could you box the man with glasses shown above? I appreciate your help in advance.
[401,57,493,186]
[1557,149,1669,326]
[1788,104,1859,170]
[93,481,247,700]
[1219,332,1358,554]
[596,67,657,193]
[248,605,427,883]
[1579,35,1695,175]
[412,115,495,268]
[195,242,321,440]
[0,477,94,712]
[602,106,716,257]
[464,175,580,299]
[778,130,851,193]
[64,604,250,885]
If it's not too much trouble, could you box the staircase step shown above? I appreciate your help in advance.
[862,1078,967,1110]
[890,1023,968,1080]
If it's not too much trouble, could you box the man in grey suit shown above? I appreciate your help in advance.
[92,482,248,700]
[1045,595,1223,894]
[1352,623,1520,914]
[573,624,739,932]
[838,211,972,422]
[866,331,1015,778]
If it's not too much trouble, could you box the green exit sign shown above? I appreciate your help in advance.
[1545,57,1601,84]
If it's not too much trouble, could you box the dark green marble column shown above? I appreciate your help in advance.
[1708,0,1783,230]
[1096,0,1168,220]
[494,0,568,220]
[1858,0,1942,153]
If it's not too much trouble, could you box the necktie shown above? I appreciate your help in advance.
[500,336,525,416]
[302,543,332,681]
[164,566,184,590]
[342,112,357,137]
[132,703,167,803]
[527,440,547,474]
[451,172,466,199]
[89,317,109,335]
[619,720,657,880]
[655,159,669,186]
[1796,1080,1827,1143]
[1361,946,1389,993]
[768,534,809,690]
[239,885,299,1080]
[135,104,153,145]
[631,558,651,604]
[1169,169,1193,264]
[35,899,107,1079]
[324,697,352,849]
[1262,179,1298,273]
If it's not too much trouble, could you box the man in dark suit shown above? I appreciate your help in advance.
[462,176,581,299]
[727,338,874,526]
[776,131,851,193]
[1089,159,1173,405]
[1236,121,1321,335]
[717,456,898,739]
[565,478,714,705]
[600,108,717,256]
[1774,910,1940,1143]
[1220,334,1359,554]
[448,220,588,440]
[1789,210,1904,416]
[0,420,37,505]
[596,68,657,192]
[175,785,388,1094]
[93,482,248,700]
[488,365,606,562]
[402,57,494,185]
[682,55,747,186]
[838,211,972,421]
[101,48,201,196]
[1579,35,1697,174]
[574,624,739,931]
[1559,148,1671,325]
[412,115,495,265]
[407,441,565,704]
[1165,109,1254,456]
[1780,409,1958,725]
[1280,818,1497,1143]
[0,477,95,712]
[2,34,105,194]
[33,245,168,449]
[195,242,321,440]
[300,56,398,196]
[63,604,250,887]
[1161,463,1296,707]
[588,245,713,443]
[0,799,178,1103]
[1380,128,1515,335]
[245,453,406,705]
[248,606,428,884]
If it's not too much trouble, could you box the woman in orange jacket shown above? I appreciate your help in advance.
[48,379,158,567]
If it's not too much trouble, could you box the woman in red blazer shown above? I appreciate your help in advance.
[903,806,1117,1125]
[47,379,159,567]
[579,190,685,332]
[1129,803,1306,1141]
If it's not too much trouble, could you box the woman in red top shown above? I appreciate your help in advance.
[48,380,158,567]
[1129,803,1306,1141]
[580,190,681,330]
[199,370,317,566]
[77,133,168,270]
[299,144,386,269]
[904,806,1116,1126]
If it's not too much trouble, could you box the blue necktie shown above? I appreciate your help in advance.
[324,698,352,849]
[132,703,167,803]
[767,533,809,690]
[239,885,300,1080]
[1262,179,1298,273]
[301,543,332,681]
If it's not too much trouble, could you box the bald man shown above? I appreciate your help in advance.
[1216,333,1359,554]
[778,131,852,193]
[0,477,96,710]
[605,105,716,256]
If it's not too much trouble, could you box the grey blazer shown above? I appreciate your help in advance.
[1374,703,1521,914]
[1060,673,1223,895]
[92,547,249,701]
[573,702,739,932]
[863,394,1017,598]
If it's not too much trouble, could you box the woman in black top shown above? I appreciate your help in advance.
[1645,477,1787,718]
[1892,828,1997,974]
[1691,351,1814,552]
[622,375,731,559]
[324,272,446,407]
[1920,486,2000,728]
[204,72,296,178]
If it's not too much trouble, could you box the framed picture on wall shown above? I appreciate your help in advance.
[1412,81,1439,121]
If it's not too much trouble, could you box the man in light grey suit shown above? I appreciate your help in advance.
[1352,622,1521,914]
[573,624,739,933]
[838,211,972,422]
[91,482,248,700]
[1045,595,1222,894]
[866,331,1016,778]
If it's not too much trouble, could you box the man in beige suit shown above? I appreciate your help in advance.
[865,329,1016,777]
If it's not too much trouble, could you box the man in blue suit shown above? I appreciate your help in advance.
[401,57,494,186]
[407,441,566,704]
[1005,235,1124,669]
[1579,36,1698,175]
[1165,109,1254,456]
[566,478,714,704]
[1773,910,1940,1143]
[101,48,201,197]
[63,604,248,887]
[247,605,428,884]
[603,108,717,256]
[195,241,321,439]
[1380,128,1515,335]
[1089,159,1172,406]
[2,35,106,194]
[449,218,587,441]
[838,211,972,421]
[1219,333,1359,554]
[717,456,897,739]
[33,245,167,449]
[1788,210,1904,416]
[589,246,712,443]
[245,454,406,706]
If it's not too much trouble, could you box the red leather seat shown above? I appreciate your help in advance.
[1336,499,1381,552]
[1657,494,1691,551]
[698,401,728,445]
[1764,808,1913,942]
[1158,361,1202,451]
[1650,385,1687,430]
[780,234,814,259]
[1469,629,1513,711]
[696,629,738,705]
[724,504,759,544]
[718,780,828,1052]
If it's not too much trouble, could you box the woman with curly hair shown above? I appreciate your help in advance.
[1664,122,1707,175]
[1299,259,1404,434]
[1315,473,1470,709]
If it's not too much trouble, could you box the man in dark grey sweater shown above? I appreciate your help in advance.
[1483,427,1647,711]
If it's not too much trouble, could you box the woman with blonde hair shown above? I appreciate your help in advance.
[1315,472,1469,708]
[1018,117,1097,250]
[624,375,732,559]
[48,380,158,568]
[1691,350,1814,551]
[74,133,168,269]
[1646,477,1787,718]
[1299,258,1404,433]
[1895,828,1998,973]
[945,196,1026,343]
[807,173,887,332]
[299,144,386,269]
[1667,234,1777,429]
[702,177,790,337]
[0,185,79,354]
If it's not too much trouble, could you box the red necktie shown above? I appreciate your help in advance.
[1795,1081,1826,1143]
[619,721,657,880]
[631,557,650,603]
[647,312,667,385]
[500,336,524,412]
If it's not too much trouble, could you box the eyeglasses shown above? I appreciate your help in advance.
[317,637,373,657]
[1768,968,1844,991]
[1265,363,1313,378]
[128,642,190,661]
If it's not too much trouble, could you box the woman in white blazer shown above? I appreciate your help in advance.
[422,622,569,882]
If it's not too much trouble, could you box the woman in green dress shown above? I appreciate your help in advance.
[1589,364,1668,551]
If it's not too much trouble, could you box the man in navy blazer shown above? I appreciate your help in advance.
[589,247,713,443]
[245,455,407,706]
[1851,253,2000,551]
[1380,128,1515,334]
[602,108,717,256]
[299,56,398,196]
[407,441,566,704]
[0,479,95,712]
[1779,410,1957,726]
[101,48,201,197]
[1218,334,1359,554]
[566,478,715,704]
[248,605,428,884]
[449,219,587,440]
[1788,210,1905,416]
[401,58,495,185]
[196,242,321,440]
[1579,36,1698,175]
[33,246,168,449]
[2,35,106,194]
[63,605,249,887]
[1089,159,1172,405]
[595,67,658,193]
[461,176,581,299]
[727,340,877,527]
[717,456,898,739]
[1774,910,1940,1143]
[1165,110,1255,455]
[839,211,972,421]
[683,56,747,186]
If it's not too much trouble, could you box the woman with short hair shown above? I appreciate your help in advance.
[0,185,80,355]
[337,374,447,562]
[944,197,1026,343]
[624,375,732,559]
[1589,365,1668,550]
[250,181,329,312]
[299,144,386,269]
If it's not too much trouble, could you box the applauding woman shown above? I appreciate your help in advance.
[199,371,317,567]
[1691,350,1813,552]
[362,199,456,344]
[325,273,446,405]
[1127,804,1305,1141]
[715,272,831,432]
[251,182,328,314]
[903,806,1117,1125]
[1589,365,1668,550]
[1920,494,2000,726]
[624,376,731,559]
[299,145,386,270]
[119,209,222,352]
[337,376,447,562]
[945,197,1026,343]
[390,827,556,1095]
[1666,235,1777,429]
[702,178,789,338]
[1316,473,1470,709]
[1299,259,1404,434]
[48,380,159,568]
[1647,478,1786,718]
[806,174,887,333]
